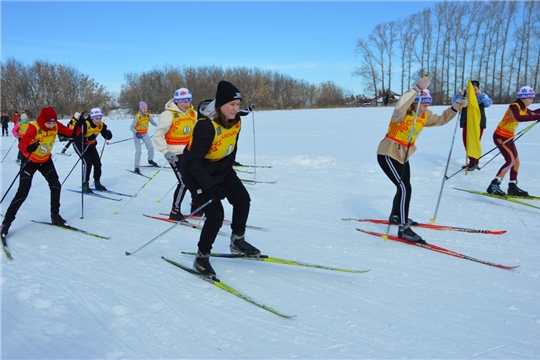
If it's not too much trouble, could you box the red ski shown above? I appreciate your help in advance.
[342,218,506,235]
[356,228,519,270]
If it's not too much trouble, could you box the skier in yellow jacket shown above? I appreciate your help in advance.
[153,88,197,221]
[377,77,466,243]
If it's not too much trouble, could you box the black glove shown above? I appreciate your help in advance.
[75,111,86,128]
[26,142,40,153]
[105,130,113,140]
[210,186,229,201]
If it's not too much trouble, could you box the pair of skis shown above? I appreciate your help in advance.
[162,251,369,319]
[68,188,134,201]
[2,220,110,260]
[453,188,540,210]
[346,218,518,270]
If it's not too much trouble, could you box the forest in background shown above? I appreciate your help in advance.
[354,1,540,104]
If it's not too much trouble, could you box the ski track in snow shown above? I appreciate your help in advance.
[2,105,540,359]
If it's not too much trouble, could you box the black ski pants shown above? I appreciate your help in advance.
[377,154,411,225]
[189,170,250,253]
[3,158,61,223]
[74,144,102,183]
[170,154,188,211]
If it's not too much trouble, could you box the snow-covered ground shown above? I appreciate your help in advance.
[1,104,539,359]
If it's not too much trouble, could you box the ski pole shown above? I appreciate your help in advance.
[1,137,17,163]
[252,106,257,178]
[125,199,212,256]
[430,110,461,223]
[114,164,168,214]
[157,181,178,203]
[0,151,33,204]
[107,137,132,145]
[99,139,107,159]
[61,144,90,186]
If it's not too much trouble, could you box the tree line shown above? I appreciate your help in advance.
[1,59,348,119]
[354,0,540,104]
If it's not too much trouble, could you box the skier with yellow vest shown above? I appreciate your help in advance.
[72,108,113,194]
[181,80,260,278]
[12,112,31,164]
[130,101,158,173]
[486,86,540,196]
[377,77,466,243]
[1,107,75,238]
[153,88,197,221]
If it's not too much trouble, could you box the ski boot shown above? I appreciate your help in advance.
[508,182,529,197]
[487,179,505,195]
[398,224,426,244]
[94,180,107,191]
[51,213,67,227]
[193,251,216,278]
[82,181,94,194]
[230,233,261,256]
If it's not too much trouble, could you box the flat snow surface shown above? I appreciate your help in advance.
[1,104,539,359]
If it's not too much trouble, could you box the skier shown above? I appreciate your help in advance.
[377,77,466,243]
[452,80,493,170]
[486,86,540,196]
[181,80,260,278]
[12,112,30,164]
[130,101,158,173]
[153,88,197,221]
[1,107,74,238]
[72,108,113,194]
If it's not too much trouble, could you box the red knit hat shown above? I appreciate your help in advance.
[36,106,57,130]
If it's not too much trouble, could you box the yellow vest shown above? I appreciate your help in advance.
[164,108,196,146]
[384,112,427,147]
[28,123,58,163]
[201,120,241,161]
[17,121,30,137]
[83,120,104,145]
[134,112,151,134]
[495,102,526,138]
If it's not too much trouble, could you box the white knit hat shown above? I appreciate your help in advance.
[90,108,103,119]
[174,88,192,103]
[517,86,536,99]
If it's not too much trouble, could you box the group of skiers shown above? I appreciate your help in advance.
[1,81,258,278]
[378,78,540,243]
[2,78,538,275]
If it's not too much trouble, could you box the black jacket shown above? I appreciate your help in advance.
[181,116,239,193]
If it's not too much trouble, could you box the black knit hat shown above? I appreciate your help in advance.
[471,80,480,87]
[215,80,242,108]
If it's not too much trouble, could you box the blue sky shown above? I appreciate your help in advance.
[1,1,440,96]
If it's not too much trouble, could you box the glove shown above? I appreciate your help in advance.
[210,186,229,201]
[135,132,142,139]
[26,142,40,153]
[75,111,86,128]
[453,98,468,111]
[164,152,176,164]
[413,77,431,92]
[248,103,255,111]
[105,130,113,140]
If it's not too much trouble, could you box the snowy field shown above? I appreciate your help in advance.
[1,104,540,359]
